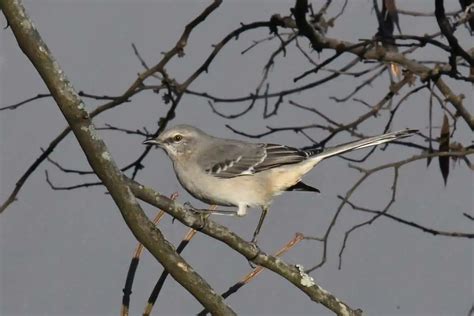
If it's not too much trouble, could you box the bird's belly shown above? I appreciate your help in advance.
[175,166,270,207]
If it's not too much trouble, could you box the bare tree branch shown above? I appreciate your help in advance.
[1,1,237,314]
[127,178,363,316]
[342,197,474,239]
[197,233,304,315]
[291,0,474,129]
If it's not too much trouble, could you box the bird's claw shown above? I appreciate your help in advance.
[182,202,208,230]
[183,201,196,211]
[247,240,262,268]
[173,202,195,224]
[195,214,207,230]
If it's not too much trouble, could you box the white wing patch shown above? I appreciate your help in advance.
[240,167,254,175]
[239,149,267,175]
[207,155,245,175]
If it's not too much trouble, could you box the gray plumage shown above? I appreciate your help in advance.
[200,143,312,178]
[144,124,417,242]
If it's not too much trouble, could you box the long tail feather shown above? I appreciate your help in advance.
[308,129,417,160]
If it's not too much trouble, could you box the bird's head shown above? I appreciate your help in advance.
[143,124,205,159]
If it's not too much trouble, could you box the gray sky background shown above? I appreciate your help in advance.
[1,1,473,315]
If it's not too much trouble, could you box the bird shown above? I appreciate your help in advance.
[143,125,417,243]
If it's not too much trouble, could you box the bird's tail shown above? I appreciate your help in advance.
[308,129,417,161]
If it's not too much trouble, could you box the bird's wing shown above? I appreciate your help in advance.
[201,129,417,179]
[200,142,309,179]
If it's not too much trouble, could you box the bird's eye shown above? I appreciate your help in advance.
[173,134,183,142]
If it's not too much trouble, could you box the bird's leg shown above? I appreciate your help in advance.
[248,207,265,268]
[183,202,238,216]
[251,206,268,244]
[237,204,248,217]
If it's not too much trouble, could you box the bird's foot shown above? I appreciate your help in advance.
[180,202,208,229]
[247,239,262,268]
[183,201,198,212]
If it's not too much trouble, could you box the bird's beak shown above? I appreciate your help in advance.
[143,138,162,146]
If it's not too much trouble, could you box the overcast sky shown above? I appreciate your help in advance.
[1,1,473,315]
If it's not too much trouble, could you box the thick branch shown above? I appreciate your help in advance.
[1,1,235,314]
[434,0,474,67]
[126,179,363,316]
[292,0,326,51]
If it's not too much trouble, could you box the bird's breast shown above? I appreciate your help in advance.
[173,161,272,208]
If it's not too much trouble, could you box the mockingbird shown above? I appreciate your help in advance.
[143,125,416,242]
